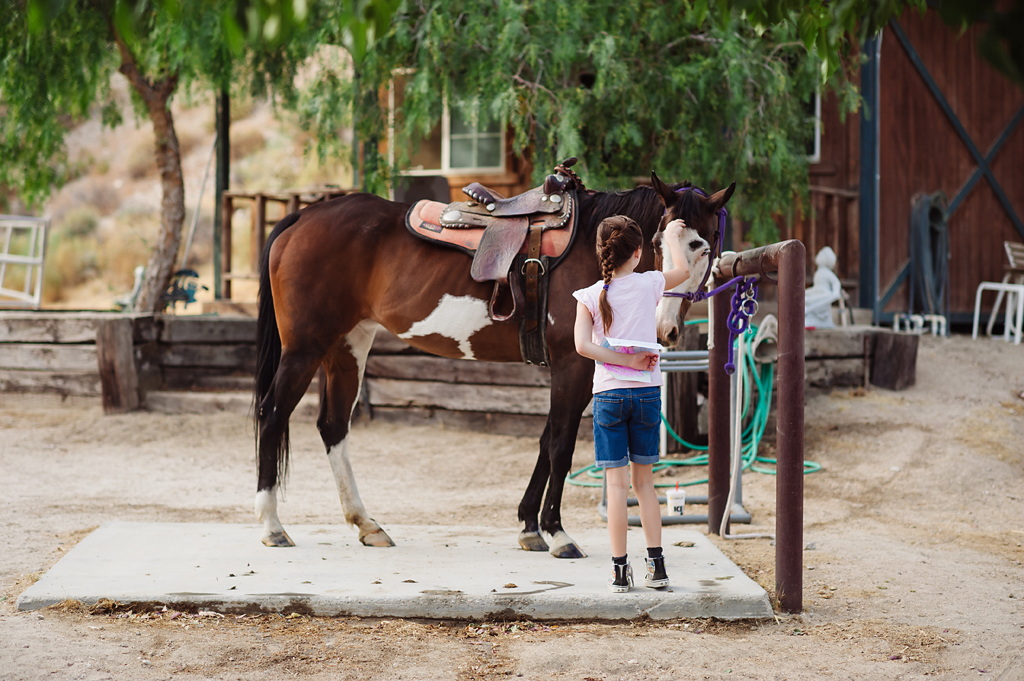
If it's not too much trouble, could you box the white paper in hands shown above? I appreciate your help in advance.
[598,337,662,383]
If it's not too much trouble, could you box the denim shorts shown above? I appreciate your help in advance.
[592,387,662,469]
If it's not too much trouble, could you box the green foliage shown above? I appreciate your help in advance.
[936,0,1024,88]
[343,0,862,243]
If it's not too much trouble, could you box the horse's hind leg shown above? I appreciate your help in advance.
[256,350,322,547]
[318,320,394,547]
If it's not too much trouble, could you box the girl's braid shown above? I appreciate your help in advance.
[595,216,643,335]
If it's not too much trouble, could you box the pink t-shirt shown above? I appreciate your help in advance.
[573,270,666,393]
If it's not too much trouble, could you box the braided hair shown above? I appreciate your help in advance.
[595,215,643,335]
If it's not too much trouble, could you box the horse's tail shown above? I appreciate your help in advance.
[254,211,303,486]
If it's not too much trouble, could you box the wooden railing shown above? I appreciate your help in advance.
[218,189,354,299]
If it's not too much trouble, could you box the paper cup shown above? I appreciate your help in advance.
[666,488,686,516]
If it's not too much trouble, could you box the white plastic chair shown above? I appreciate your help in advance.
[972,242,1024,345]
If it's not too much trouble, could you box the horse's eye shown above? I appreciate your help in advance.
[688,240,703,251]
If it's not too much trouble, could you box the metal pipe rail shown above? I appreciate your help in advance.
[710,239,805,613]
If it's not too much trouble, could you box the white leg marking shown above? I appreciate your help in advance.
[397,294,490,360]
[255,486,288,542]
[327,437,369,527]
[325,320,392,546]
[347,320,378,418]
[547,530,587,558]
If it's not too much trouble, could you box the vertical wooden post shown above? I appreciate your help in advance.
[96,318,140,415]
[707,289,731,535]
[776,241,806,613]
[221,194,233,300]
[253,195,266,273]
[213,88,230,300]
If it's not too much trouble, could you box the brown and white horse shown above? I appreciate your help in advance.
[253,173,735,558]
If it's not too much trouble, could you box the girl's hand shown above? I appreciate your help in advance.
[623,350,659,372]
[665,219,686,237]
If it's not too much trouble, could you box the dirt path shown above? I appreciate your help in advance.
[2,334,1022,680]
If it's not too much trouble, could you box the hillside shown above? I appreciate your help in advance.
[32,74,352,310]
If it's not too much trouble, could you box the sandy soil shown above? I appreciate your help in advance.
[1,333,1023,680]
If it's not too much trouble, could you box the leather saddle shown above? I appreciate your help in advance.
[406,159,584,326]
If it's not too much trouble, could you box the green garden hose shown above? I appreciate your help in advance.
[567,320,821,489]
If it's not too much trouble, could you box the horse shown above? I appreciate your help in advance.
[253,171,736,559]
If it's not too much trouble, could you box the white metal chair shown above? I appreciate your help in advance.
[972,241,1024,345]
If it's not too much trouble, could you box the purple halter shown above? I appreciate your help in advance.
[659,186,758,375]
[661,186,727,303]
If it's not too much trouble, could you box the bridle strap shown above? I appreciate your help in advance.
[661,186,727,302]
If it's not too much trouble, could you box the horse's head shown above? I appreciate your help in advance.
[650,172,736,346]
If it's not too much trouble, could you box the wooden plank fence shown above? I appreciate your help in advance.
[0,311,894,435]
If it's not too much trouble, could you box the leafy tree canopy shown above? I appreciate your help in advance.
[1,0,327,310]
[309,0,881,243]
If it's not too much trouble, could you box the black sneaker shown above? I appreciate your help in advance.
[608,563,633,593]
[644,556,669,588]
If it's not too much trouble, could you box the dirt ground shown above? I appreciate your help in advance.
[1,333,1022,680]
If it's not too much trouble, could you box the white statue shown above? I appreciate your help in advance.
[805,247,843,329]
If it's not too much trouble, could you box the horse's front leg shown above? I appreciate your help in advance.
[517,423,552,552]
[320,321,394,547]
[540,358,593,558]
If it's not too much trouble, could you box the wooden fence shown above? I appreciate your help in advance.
[1,311,884,436]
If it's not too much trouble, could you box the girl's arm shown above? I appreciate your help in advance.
[662,219,693,291]
[574,302,658,371]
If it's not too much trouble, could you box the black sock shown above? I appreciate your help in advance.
[612,555,628,566]
[647,547,663,559]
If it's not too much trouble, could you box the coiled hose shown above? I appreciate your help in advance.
[567,320,821,489]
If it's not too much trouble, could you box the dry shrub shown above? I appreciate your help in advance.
[176,125,204,158]
[61,207,99,237]
[98,232,151,289]
[230,95,256,123]
[43,228,99,302]
[231,126,267,161]
[126,139,155,179]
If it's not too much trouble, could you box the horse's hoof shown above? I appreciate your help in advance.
[518,530,549,552]
[360,529,395,547]
[548,531,587,559]
[262,530,295,547]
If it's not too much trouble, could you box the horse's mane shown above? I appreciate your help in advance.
[578,186,667,243]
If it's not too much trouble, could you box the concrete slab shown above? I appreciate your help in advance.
[17,522,772,621]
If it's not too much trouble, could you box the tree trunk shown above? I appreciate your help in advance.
[113,31,184,314]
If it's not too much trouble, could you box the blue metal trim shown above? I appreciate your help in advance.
[859,34,880,317]
[948,104,1024,215]
[878,261,910,311]
[890,19,1024,241]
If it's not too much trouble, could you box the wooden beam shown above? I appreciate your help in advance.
[0,343,97,372]
[158,316,257,343]
[366,355,550,387]
[96,318,140,414]
[0,312,157,343]
[158,343,257,371]
[0,370,101,396]
[366,377,593,416]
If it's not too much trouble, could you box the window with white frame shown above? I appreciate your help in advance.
[389,74,506,175]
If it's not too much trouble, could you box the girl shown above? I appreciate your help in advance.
[573,215,696,592]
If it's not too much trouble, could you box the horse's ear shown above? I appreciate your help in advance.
[708,182,737,213]
[651,171,677,208]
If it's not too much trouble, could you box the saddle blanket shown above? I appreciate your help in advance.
[407,200,572,258]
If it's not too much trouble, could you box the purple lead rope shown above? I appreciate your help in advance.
[658,186,758,374]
